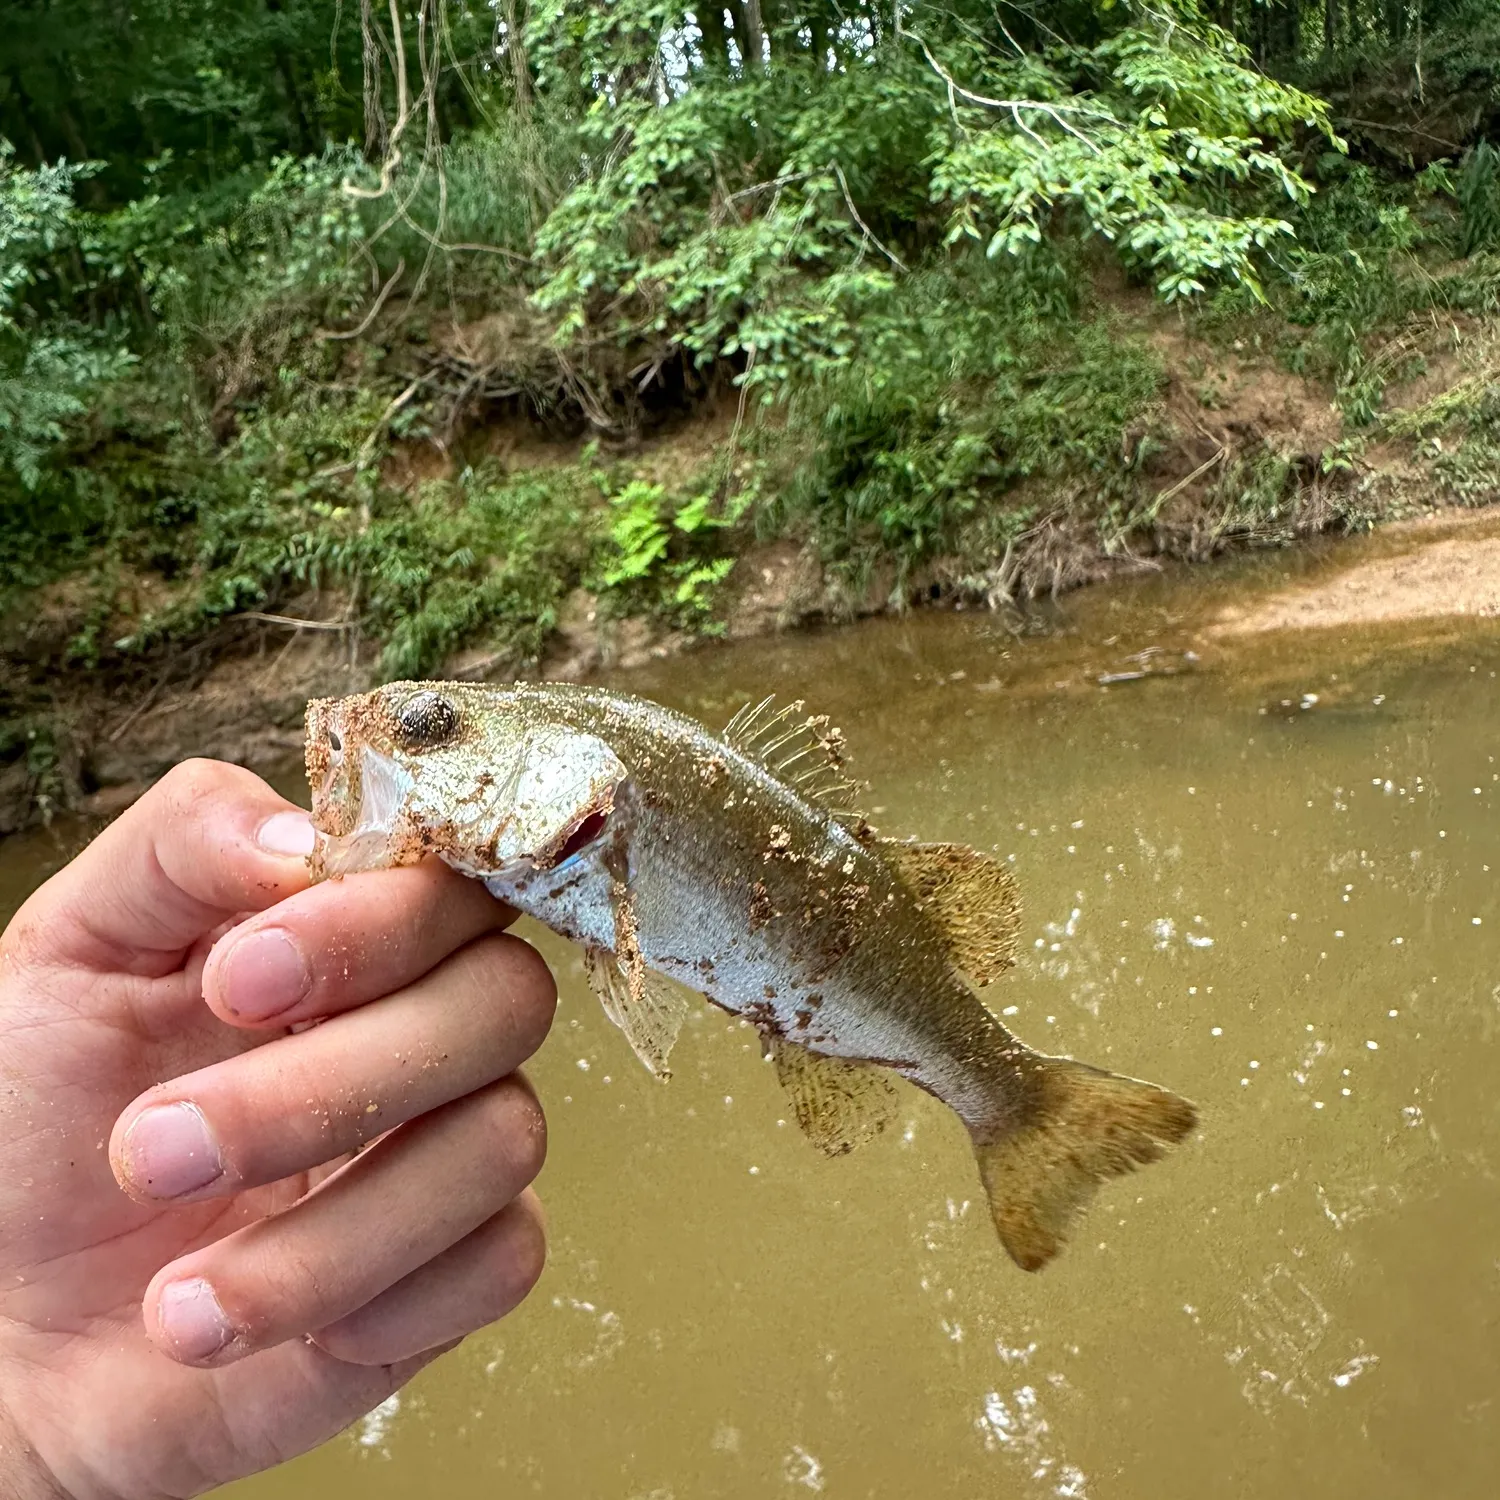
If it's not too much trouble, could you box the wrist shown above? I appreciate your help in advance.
[0,1398,68,1500]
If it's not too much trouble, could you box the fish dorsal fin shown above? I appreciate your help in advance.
[877,839,1021,988]
[767,1036,901,1157]
[722,695,866,818]
[583,947,694,1080]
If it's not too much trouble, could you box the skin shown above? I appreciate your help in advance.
[0,759,556,1499]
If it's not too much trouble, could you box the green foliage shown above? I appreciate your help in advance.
[1459,143,1500,256]
[0,146,133,492]
[598,478,740,627]
[771,264,1163,583]
[6,0,1500,725]
[932,20,1334,301]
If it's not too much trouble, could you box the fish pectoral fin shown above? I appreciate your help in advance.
[583,947,693,1081]
[767,1037,901,1157]
[876,839,1021,988]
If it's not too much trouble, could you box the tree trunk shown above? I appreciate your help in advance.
[698,3,731,70]
[741,0,766,69]
[503,0,533,120]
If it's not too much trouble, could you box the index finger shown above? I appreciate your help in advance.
[3,759,315,974]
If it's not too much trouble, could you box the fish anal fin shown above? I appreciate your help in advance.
[722,695,867,817]
[582,947,693,1080]
[973,1058,1197,1271]
[768,1037,901,1157]
[878,839,1021,987]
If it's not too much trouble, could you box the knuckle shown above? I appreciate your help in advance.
[155,757,237,817]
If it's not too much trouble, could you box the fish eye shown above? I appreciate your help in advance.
[396,690,459,749]
[326,727,342,754]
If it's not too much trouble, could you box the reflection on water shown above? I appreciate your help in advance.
[7,541,1500,1498]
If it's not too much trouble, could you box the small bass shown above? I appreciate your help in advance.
[305,681,1196,1270]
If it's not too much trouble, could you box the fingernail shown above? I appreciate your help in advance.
[258,810,316,857]
[121,1102,224,1199]
[216,927,311,1022]
[158,1278,235,1364]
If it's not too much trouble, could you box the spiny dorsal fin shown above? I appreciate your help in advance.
[722,694,866,817]
[877,839,1021,988]
[766,1035,901,1156]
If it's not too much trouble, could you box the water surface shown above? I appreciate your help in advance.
[7,542,1500,1498]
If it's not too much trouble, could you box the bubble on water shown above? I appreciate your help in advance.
[576,1058,591,1071]
[1331,1353,1380,1388]
[1186,932,1215,948]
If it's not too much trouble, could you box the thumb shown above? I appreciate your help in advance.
[4,759,315,975]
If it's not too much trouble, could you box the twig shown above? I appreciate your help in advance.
[1147,446,1227,517]
[727,169,821,204]
[832,161,907,272]
[345,0,412,202]
[317,257,406,341]
[1341,118,1460,152]
[357,377,423,467]
[906,30,1115,152]
[236,612,358,631]
[107,664,173,743]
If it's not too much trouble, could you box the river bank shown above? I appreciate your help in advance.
[8,478,1500,844]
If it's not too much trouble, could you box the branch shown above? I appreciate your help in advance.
[906,30,1115,154]
[832,162,907,272]
[316,257,405,341]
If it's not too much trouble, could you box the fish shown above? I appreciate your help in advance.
[304,680,1197,1270]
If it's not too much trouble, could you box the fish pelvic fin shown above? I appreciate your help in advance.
[878,839,1020,988]
[973,1058,1197,1272]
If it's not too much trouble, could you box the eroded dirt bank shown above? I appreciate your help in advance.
[7,503,1498,842]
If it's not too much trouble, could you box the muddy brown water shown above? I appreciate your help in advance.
[6,537,1500,1498]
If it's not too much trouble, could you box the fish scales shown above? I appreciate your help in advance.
[305,679,1197,1272]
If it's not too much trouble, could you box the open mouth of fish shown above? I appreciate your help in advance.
[311,741,620,882]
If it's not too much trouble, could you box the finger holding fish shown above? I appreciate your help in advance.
[312,1189,546,1366]
[112,931,556,1203]
[139,1076,547,1368]
[200,858,510,1028]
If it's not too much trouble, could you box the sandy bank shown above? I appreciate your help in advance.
[1212,515,1500,636]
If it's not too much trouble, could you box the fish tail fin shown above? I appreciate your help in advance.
[972,1058,1197,1272]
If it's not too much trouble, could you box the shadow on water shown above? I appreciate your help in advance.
[7,537,1500,1498]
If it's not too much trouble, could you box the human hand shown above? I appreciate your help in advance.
[0,760,555,1498]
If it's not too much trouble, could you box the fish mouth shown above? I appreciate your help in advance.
[309,745,416,880]
[536,799,614,871]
